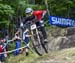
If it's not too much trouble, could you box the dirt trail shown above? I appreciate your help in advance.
[30,48,75,63]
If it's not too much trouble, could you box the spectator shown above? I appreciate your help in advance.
[12,30,22,55]
[0,38,6,63]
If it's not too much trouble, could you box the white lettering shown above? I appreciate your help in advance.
[51,16,75,26]
[52,17,57,24]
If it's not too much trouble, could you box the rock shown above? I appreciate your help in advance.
[66,27,75,36]
[48,36,64,50]
[47,27,75,51]
[48,35,75,50]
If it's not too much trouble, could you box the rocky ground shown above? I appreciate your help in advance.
[47,26,75,51]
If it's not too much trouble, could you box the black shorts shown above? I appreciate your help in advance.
[0,54,5,62]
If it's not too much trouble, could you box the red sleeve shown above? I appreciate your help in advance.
[33,10,47,15]
[43,10,47,13]
[33,10,43,15]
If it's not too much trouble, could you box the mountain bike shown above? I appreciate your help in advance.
[24,20,48,56]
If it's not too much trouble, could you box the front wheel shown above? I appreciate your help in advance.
[31,29,45,56]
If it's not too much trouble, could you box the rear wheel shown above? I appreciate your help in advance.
[43,41,49,53]
[39,32,49,53]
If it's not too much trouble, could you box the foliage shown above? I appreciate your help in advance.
[0,3,14,28]
[47,0,75,18]
[0,0,39,29]
[0,0,75,28]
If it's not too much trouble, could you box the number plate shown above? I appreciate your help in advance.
[20,22,23,27]
[31,24,36,30]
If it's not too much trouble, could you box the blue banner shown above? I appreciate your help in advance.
[49,16,75,27]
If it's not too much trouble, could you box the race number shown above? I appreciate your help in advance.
[31,24,36,30]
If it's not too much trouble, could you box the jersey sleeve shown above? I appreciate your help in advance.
[33,11,43,15]
[23,15,36,24]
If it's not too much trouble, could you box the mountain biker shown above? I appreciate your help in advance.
[0,29,8,57]
[0,38,6,63]
[23,7,48,43]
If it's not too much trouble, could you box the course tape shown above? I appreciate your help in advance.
[0,45,37,55]
[0,46,26,55]
[0,40,37,55]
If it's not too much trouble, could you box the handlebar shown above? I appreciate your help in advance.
[23,20,35,29]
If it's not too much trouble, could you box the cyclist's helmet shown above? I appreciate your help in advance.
[25,8,33,14]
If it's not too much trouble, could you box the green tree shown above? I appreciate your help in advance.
[0,3,14,28]
[47,0,75,18]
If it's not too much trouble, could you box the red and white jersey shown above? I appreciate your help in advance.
[33,10,47,21]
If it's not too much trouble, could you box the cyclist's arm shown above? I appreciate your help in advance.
[11,36,16,41]
[17,37,22,40]
[23,15,36,24]
[12,36,22,41]
[32,15,37,22]
[42,10,47,19]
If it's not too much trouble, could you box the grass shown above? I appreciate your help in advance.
[6,47,75,63]
[6,51,39,63]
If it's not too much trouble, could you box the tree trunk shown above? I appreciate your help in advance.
[29,0,35,4]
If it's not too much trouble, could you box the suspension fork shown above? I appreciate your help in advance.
[31,28,41,45]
